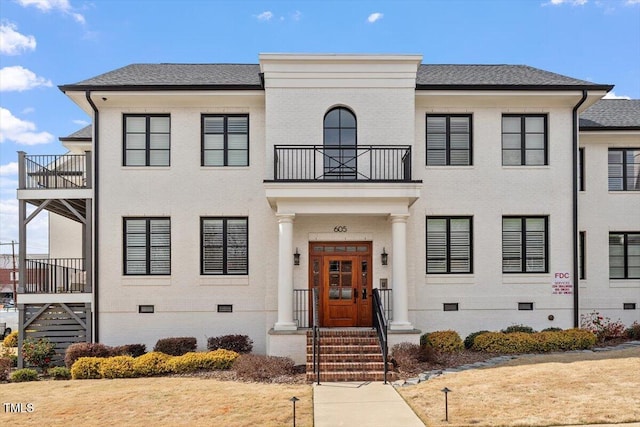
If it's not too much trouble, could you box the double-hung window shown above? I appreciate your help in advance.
[502,115,547,166]
[202,115,249,166]
[502,216,548,273]
[123,218,171,275]
[426,115,472,165]
[608,148,640,191]
[609,232,640,279]
[426,217,473,273]
[201,217,248,275]
[123,115,170,166]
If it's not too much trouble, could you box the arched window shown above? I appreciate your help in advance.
[323,107,357,179]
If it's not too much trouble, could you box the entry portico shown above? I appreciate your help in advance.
[265,182,422,331]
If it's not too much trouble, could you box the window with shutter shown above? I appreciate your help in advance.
[426,115,472,166]
[124,218,171,275]
[123,115,170,166]
[426,217,472,274]
[608,148,640,191]
[202,115,249,166]
[502,216,547,273]
[609,232,640,279]
[201,217,248,275]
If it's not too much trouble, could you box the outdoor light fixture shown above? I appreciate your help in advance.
[441,387,451,422]
[290,396,299,427]
[381,247,388,265]
[293,248,300,266]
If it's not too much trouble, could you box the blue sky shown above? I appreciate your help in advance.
[0,0,639,253]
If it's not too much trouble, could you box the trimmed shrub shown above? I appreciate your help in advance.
[207,334,253,354]
[153,337,197,356]
[501,324,536,334]
[541,327,563,332]
[65,343,112,368]
[49,366,71,380]
[11,368,38,382]
[133,352,172,377]
[112,344,147,358]
[625,321,640,340]
[70,357,104,379]
[166,349,239,374]
[100,355,136,379]
[464,330,490,350]
[3,330,18,348]
[233,354,295,382]
[472,329,596,353]
[421,330,464,353]
[0,357,11,381]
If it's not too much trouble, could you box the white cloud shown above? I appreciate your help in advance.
[0,22,37,55]
[257,11,273,21]
[72,119,89,126]
[626,0,640,4]
[22,107,35,114]
[0,162,19,176]
[367,12,384,23]
[0,66,52,91]
[543,0,588,5]
[0,107,54,145]
[603,91,631,100]
[292,10,302,21]
[15,0,85,25]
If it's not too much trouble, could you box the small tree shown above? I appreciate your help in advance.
[22,338,56,375]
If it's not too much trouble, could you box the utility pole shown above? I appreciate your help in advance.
[11,240,17,304]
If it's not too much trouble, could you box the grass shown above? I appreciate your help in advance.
[397,347,640,426]
[1,377,313,426]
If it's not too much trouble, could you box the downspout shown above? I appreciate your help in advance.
[86,91,99,342]
[572,89,588,328]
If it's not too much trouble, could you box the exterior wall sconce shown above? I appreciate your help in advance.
[294,248,300,266]
[381,247,388,265]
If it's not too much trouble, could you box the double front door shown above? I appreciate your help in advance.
[309,242,372,327]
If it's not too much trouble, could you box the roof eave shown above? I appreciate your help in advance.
[415,84,615,91]
[580,126,640,131]
[58,84,265,92]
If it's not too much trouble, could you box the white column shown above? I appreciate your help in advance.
[390,214,414,330]
[274,214,297,330]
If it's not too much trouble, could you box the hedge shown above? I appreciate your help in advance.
[471,329,596,353]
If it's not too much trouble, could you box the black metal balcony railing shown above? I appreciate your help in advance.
[23,258,87,294]
[19,153,90,190]
[274,145,412,181]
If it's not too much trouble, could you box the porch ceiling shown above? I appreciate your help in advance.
[264,182,422,215]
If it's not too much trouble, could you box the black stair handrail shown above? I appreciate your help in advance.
[372,288,389,384]
[311,287,321,385]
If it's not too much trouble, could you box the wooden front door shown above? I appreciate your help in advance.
[309,242,372,327]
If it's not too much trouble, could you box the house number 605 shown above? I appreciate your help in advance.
[334,226,348,232]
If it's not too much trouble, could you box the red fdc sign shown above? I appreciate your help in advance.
[552,272,572,295]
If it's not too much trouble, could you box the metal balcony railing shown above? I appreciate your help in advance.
[18,152,91,190]
[23,258,88,294]
[273,145,412,182]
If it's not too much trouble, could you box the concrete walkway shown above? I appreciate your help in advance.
[313,381,425,427]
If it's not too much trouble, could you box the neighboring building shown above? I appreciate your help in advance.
[16,54,638,365]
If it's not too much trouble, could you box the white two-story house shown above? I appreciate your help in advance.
[16,54,638,366]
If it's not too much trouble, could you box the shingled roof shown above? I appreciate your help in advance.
[580,99,640,130]
[59,62,611,91]
[59,124,92,141]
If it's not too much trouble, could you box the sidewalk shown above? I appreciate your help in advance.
[313,381,425,427]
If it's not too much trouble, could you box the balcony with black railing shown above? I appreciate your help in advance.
[18,152,91,190]
[22,258,89,294]
[272,145,413,182]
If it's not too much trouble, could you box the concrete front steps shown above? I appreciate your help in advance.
[306,328,396,382]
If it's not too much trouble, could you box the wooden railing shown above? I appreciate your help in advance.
[273,145,412,181]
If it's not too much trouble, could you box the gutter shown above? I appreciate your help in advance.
[572,90,588,328]
[85,91,99,342]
